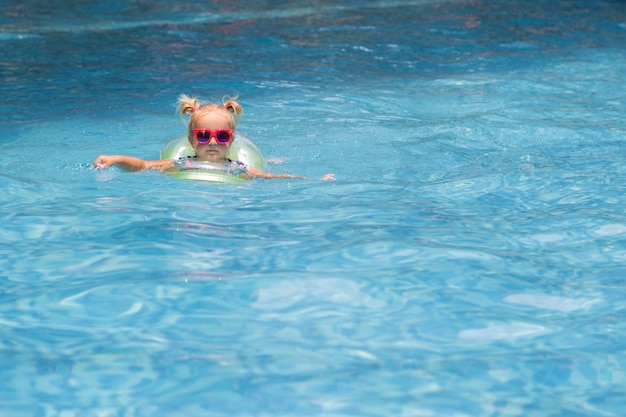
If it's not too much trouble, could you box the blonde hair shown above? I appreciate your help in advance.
[177,94,243,138]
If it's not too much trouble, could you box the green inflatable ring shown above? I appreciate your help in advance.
[160,132,266,183]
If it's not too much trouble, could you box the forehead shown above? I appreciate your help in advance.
[194,112,232,129]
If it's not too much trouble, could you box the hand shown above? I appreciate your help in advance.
[322,174,335,181]
[93,155,116,170]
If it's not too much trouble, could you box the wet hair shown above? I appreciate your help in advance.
[177,94,243,138]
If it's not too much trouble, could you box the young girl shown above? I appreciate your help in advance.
[93,95,334,181]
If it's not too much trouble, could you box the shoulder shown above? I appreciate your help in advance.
[227,159,249,175]
[175,156,196,169]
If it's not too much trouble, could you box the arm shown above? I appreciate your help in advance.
[93,155,175,172]
[246,167,334,181]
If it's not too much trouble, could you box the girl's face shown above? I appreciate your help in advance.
[190,112,234,162]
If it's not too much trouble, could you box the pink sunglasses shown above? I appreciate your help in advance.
[193,129,234,144]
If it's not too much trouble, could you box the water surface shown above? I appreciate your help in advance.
[1,0,626,416]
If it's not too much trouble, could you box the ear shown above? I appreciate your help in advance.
[188,135,197,149]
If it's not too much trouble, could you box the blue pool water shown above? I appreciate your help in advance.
[2,0,626,416]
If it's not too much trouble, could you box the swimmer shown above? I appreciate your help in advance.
[94,94,334,181]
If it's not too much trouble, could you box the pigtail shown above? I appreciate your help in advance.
[177,94,200,115]
[223,95,243,126]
